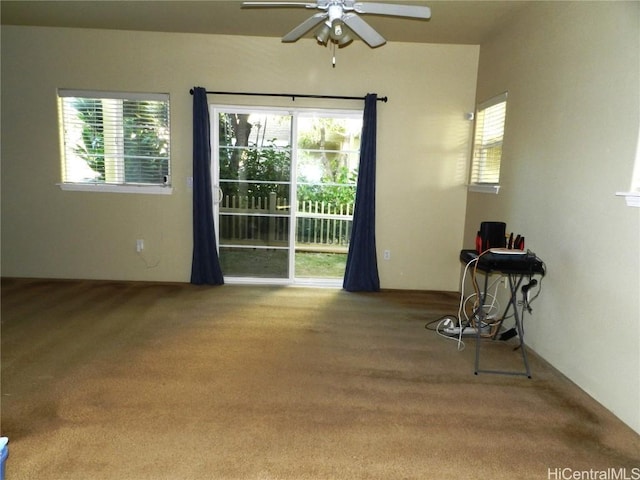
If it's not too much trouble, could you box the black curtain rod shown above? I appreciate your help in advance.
[189,89,388,103]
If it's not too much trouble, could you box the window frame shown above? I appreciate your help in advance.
[57,89,172,195]
[616,123,640,207]
[468,92,508,194]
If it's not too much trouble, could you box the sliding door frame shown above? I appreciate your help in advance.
[210,104,362,287]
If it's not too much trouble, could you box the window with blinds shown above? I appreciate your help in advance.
[58,90,170,190]
[469,92,508,191]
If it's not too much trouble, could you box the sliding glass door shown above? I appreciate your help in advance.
[214,110,292,279]
[294,113,361,280]
[212,106,362,285]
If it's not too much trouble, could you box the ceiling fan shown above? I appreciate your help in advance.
[241,1,431,49]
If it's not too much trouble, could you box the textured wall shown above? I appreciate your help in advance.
[1,26,479,290]
[464,1,640,433]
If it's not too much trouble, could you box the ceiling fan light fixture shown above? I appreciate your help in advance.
[315,24,330,45]
[330,18,346,41]
[337,33,353,48]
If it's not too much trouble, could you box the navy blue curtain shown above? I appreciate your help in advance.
[343,94,380,292]
[190,87,224,285]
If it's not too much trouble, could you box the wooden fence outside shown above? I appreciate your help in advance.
[219,192,353,252]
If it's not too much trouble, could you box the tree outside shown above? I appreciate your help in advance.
[216,111,361,279]
[69,97,169,184]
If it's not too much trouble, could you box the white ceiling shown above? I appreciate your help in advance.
[1,0,531,45]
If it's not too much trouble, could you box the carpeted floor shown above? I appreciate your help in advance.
[1,278,638,479]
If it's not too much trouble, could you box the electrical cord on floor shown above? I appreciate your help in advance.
[426,255,503,350]
[424,316,449,331]
[467,260,506,337]
[425,252,531,350]
[429,252,547,351]
[424,257,484,351]
[425,315,467,351]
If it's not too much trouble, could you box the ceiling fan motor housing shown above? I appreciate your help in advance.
[326,4,344,39]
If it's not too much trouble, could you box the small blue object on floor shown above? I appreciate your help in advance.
[0,437,8,480]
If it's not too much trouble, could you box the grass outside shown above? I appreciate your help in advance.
[219,248,347,279]
[295,251,347,278]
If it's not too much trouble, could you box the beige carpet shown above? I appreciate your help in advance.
[1,278,638,479]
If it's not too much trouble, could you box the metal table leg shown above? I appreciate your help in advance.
[474,273,531,378]
[509,274,532,378]
[474,271,490,374]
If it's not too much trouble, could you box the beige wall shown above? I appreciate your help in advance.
[464,1,640,433]
[1,26,478,290]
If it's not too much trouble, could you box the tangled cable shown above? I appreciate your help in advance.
[425,255,503,350]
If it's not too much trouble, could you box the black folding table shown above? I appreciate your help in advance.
[459,249,546,378]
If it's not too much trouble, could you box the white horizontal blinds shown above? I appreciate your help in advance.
[58,90,170,185]
[470,92,507,184]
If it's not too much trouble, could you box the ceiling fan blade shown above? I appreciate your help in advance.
[282,12,329,42]
[341,13,386,48]
[354,2,431,19]
[242,2,318,8]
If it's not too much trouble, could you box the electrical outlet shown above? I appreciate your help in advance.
[383,250,391,260]
[136,239,144,253]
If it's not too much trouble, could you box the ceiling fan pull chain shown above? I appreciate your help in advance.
[332,42,336,68]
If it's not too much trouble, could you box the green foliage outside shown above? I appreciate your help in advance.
[297,165,357,209]
[297,116,358,208]
[71,98,169,183]
[218,140,291,201]
[72,98,105,178]
[218,112,358,208]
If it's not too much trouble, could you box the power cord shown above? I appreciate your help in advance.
[425,255,503,350]
[425,315,467,351]
[468,251,505,337]
[427,251,546,352]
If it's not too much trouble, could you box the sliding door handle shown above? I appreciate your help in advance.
[214,186,223,204]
